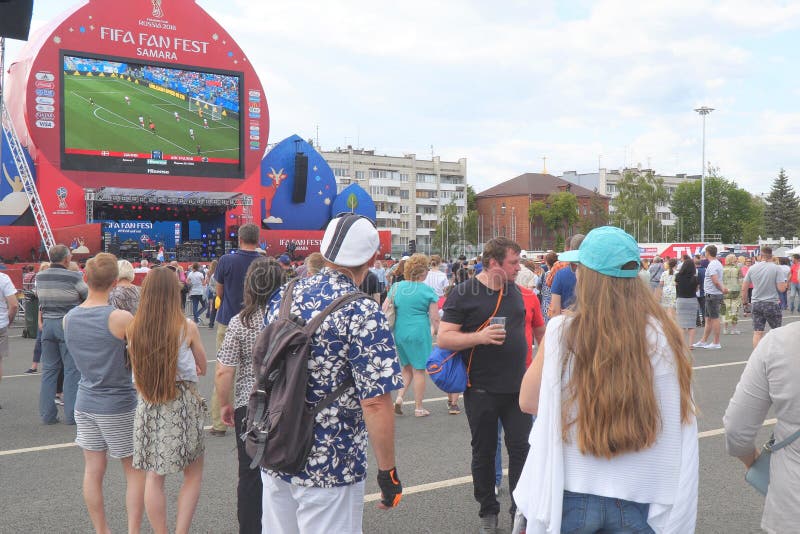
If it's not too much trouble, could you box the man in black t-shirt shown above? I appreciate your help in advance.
[439,237,531,533]
[359,268,381,303]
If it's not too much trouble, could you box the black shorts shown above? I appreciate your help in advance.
[704,294,723,319]
[752,301,782,332]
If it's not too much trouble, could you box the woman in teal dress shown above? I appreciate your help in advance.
[389,254,440,417]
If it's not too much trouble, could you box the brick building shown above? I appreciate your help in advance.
[476,173,608,251]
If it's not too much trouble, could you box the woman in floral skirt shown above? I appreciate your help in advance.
[127,267,208,534]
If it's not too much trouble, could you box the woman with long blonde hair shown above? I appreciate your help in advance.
[127,268,208,534]
[514,226,698,534]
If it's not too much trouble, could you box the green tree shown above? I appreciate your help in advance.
[670,173,761,243]
[764,168,800,239]
[528,191,579,250]
[741,195,765,243]
[463,209,478,246]
[611,170,668,242]
[466,185,477,211]
[580,189,609,234]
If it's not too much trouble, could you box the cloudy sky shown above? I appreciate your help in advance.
[5,0,800,195]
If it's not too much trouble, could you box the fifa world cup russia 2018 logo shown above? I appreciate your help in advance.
[56,187,68,210]
[152,0,164,18]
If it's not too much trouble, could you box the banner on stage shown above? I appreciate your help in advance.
[259,230,392,259]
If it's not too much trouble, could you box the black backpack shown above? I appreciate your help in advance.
[244,278,365,473]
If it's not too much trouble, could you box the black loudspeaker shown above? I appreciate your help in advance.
[0,0,34,40]
[292,153,308,203]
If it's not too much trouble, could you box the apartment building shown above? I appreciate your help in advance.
[560,167,701,229]
[322,147,468,255]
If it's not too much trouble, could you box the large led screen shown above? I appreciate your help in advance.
[60,52,244,178]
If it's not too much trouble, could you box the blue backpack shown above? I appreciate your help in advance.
[426,347,467,393]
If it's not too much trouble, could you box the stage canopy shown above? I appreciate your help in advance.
[89,187,251,208]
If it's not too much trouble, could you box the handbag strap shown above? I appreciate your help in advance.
[768,428,800,452]
[387,282,397,301]
[465,287,504,387]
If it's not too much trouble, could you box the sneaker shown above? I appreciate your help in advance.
[704,343,722,350]
[54,397,64,406]
[448,402,461,415]
[479,513,498,534]
[24,368,38,374]
[691,340,708,348]
[209,429,227,437]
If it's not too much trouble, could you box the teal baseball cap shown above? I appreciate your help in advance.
[558,226,641,278]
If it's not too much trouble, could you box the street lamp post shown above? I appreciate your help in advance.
[694,106,714,243]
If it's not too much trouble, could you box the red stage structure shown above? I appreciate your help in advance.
[2,0,269,261]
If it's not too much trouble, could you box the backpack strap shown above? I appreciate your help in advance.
[312,377,355,416]
[278,278,301,320]
[247,382,273,469]
[302,291,368,414]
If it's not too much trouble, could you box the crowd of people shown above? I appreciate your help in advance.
[642,246,794,351]
[7,221,800,533]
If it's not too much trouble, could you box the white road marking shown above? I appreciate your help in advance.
[364,418,780,502]
[0,442,78,456]
[697,418,776,439]
[364,473,502,503]
[693,361,747,370]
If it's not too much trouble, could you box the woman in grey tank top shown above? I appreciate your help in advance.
[63,253,145,534]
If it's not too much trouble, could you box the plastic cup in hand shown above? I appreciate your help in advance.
[490,317,506,332]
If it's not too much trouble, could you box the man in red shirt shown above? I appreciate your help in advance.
[790,254,800,313]
[519,285,546,366]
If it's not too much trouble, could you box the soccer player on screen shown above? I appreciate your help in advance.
[203,118,208,129]
[174,111,180,122]
[138,116,145,128]
[149,121,156,134]
[124,95,130,105]
[189,128,195,141]
[89,97,95,106]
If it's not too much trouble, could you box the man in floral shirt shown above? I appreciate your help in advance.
[261,213,404,533]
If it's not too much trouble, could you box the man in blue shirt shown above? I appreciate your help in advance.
[209,223,262,436]
[549,234,584,317]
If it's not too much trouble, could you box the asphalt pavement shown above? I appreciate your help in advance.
[0,313,790,533]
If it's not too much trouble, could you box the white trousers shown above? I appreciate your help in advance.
[261,472,365,534]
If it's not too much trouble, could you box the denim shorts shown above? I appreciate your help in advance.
[562,490,653,534]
